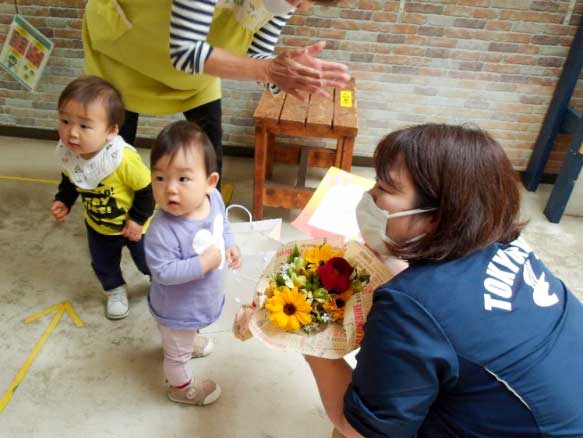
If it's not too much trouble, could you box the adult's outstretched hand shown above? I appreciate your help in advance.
[267,41,351,100]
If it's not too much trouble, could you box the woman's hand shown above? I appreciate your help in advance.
[203,42,349,99]
[267,41,350,99]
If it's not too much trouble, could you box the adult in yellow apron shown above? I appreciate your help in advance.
[82,0,346,176]
[84,0,279,175]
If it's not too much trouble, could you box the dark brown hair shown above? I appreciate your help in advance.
[375,123,524,263]
[58,75,125,128]
[151,120,217,176]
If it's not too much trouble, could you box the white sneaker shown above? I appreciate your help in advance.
[105,285,129,320]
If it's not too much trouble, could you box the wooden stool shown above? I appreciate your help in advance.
[253,80,358,219]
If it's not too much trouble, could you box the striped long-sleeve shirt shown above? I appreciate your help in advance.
[169,0,291,92]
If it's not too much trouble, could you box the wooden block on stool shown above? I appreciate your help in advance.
[254,90,285,128]
[307,88,334,136]
[280,94,309,132]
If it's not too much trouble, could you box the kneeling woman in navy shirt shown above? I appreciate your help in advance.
[305,124,583,437]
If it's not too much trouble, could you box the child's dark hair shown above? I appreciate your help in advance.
[374,123,524,263]
[58,75,125,128]
[151,121,217,175]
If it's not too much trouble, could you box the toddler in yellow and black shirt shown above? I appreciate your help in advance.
[51,75,155,320]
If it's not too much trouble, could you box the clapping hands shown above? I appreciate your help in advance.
[267,41,350,100]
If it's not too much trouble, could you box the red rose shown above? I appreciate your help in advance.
[318,257,353,293]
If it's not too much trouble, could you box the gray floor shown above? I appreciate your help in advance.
[0,136,581,437]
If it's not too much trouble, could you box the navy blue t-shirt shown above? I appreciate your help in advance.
[344,237,583,437]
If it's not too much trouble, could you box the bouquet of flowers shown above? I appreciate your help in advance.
[234,237,392,358]
[264,242,371,333]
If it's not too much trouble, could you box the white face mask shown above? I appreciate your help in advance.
[263,0,295,15]
[356,191,435,257]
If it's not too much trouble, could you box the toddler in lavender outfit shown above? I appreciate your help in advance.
[145,120,241,406]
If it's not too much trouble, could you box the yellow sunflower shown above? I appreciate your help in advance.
[265,286,313,331]
[304,243,343,268]
[325,289,354,322]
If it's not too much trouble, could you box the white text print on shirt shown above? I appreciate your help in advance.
[482,237,559,312]
[523,259,559,307]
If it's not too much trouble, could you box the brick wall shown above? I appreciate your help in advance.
[1,0,582,173]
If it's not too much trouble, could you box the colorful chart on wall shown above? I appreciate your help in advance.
[0,15,54,90]
[291,167,375,242]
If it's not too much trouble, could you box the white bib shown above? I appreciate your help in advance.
[55,135,134,190]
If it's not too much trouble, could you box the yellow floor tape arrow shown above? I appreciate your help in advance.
[0,301,84,414]
[0,175,59,184]
[0,176,236,204]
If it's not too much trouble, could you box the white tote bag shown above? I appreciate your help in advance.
[221,205,283,335]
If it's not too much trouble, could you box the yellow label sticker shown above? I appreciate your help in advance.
[340,90,353,108]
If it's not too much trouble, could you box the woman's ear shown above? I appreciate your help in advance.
[423,211,439,234]
[206,172,220,192]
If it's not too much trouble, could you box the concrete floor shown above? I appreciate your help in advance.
[0,135,581,437]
